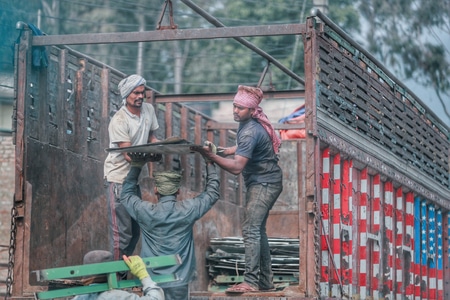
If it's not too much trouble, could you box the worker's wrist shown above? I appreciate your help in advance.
[141,276,156,286]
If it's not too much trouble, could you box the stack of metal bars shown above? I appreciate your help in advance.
[206,237,299,291]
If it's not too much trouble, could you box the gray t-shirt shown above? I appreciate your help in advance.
[235,118,282,187]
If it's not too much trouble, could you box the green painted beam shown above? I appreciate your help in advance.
[36,255,181,299]
[37,274,177,299]
[36,254,181,281]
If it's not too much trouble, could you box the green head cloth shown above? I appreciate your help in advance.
[153,171,182,195]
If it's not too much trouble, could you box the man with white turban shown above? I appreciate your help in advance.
[103,74,160,268]
[191,85,283,293]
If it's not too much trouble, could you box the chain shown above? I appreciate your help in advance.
[5,206,18,300]
[313,200,321,298]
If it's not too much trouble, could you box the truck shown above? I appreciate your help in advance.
[6,6,449,300]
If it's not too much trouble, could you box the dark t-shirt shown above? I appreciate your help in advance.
[235,118,282,187]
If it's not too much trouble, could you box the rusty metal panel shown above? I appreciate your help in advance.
[266,140,304,238]
[26,139,107,285]
[13,40,250,297]
[315,25,450,200]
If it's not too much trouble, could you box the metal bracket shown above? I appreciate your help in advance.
[366,231,381,245]
[157,0,178,30]
[257,62,273,90]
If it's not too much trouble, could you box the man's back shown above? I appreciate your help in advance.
[120,163,220,287]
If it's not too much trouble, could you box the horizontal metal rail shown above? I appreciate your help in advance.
[31,24,306,47]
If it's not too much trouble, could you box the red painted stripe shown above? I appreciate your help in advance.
[320,148,331,295]
[405,193,414,297]
[371,174,381,298]
[358,168,368,297]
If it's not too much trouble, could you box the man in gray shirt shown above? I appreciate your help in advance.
[120,149,220,300]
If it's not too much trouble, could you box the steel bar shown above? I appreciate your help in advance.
[32,24,306,47]
[153,90,305,103]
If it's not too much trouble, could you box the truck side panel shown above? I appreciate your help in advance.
[306,16,450,299]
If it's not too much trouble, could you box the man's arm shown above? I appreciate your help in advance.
[217,145,237,156]
[118,141,132,162]
[192,145,248,175]
[124,255,164,300]
[189,162,221,219]
[209,154,248,175]
[120,166,143,220]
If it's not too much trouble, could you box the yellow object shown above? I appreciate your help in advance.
[124,255,149,280]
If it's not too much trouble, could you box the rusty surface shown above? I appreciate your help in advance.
[303,17,321,298]
[13,30,29,205]
[32,24,307,47]
[156,0,178,30]
[315,24,450,205]
[154,90,305,103]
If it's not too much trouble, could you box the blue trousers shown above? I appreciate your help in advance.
[162,285,189,300]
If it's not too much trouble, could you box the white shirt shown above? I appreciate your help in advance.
[104,103,159,183]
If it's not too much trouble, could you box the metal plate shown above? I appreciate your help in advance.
[105,137,202,154]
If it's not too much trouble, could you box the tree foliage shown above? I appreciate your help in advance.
[1,0,448,119]
[26,0,359,95]
[357,0,450,118]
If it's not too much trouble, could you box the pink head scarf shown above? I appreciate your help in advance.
[233,85,281,153]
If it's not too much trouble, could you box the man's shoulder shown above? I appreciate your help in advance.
[239,119,264,136]
[142,102,156,114]
[110,107,128,121]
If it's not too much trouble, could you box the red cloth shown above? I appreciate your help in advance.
[233,85,281,153]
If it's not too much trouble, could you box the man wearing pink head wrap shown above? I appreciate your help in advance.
[191,85,283,293]
[233,85,281,153]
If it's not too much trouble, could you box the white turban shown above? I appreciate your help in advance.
[118,74,146,101]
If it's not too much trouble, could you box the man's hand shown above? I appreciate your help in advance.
[204,141,217,159]
[190,141,217,163]
[216,147,226,157]
[193,141,217,163]
[123,255,149,280]
[128,152,162,168]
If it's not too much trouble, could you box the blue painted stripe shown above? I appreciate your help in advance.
[414,197,421,265]
[437,210,443,270]
[421,200,427,266]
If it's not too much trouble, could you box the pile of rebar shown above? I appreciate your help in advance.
[206,237,299,291]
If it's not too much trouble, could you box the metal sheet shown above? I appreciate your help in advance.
[105,138,202,154]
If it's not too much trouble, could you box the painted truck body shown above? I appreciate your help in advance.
[9,12,449,299]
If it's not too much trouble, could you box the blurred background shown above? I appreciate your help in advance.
[0,0,449,132]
